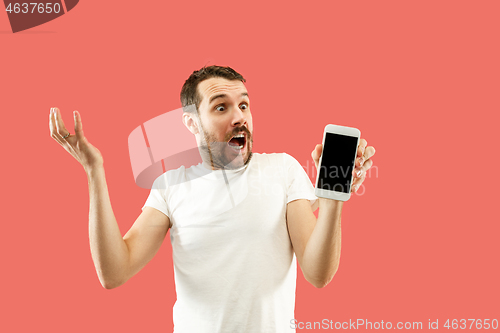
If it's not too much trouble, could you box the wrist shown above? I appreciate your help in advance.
[318,197,343,209]
[85,164,105,177]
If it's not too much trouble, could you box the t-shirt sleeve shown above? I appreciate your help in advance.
[141,173,171,218]
[283,153,318,205]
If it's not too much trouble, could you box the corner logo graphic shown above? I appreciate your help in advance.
[3,0,78,33]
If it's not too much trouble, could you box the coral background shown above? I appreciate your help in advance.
[1,1,498,332]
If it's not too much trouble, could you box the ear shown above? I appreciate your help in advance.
[182,112,200,135]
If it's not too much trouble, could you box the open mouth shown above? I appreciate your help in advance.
[227,132,246,150]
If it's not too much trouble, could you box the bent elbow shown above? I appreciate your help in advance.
[100,277,125,290]
[307,276,330,289]
[309,270,338,289]
[101,281,116,290]
[312,279,330,289]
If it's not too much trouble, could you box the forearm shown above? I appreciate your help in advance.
[301,198,342,287]
[87,166,129,289]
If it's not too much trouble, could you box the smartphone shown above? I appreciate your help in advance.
[315,124,361,201]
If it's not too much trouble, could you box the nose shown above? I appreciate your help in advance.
[231,106,247,127]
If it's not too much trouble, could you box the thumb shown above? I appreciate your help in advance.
[74,110,85,140]
[311,144,322,167]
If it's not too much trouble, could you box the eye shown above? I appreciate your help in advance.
[215,105,225,112]
[240,103,248,110]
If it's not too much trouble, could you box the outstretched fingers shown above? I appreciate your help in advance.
[50,108,64,142]
[49,107,78,156]
[52,107,71,139]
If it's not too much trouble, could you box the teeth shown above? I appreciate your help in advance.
[229,133,245,150]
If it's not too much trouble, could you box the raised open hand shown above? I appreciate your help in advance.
[49,107,104,172]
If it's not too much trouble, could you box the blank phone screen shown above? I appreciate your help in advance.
[317,133,358,193]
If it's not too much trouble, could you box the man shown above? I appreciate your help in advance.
[49,65,375,332]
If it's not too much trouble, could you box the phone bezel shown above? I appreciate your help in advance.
[314,124,361,202]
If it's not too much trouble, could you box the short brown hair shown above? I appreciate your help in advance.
[180,65,246,113]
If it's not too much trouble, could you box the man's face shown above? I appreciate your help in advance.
[195,77,253,169]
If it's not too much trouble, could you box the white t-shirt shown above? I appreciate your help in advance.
[143,153,317,333]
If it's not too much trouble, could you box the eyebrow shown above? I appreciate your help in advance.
[209,92,249,104]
